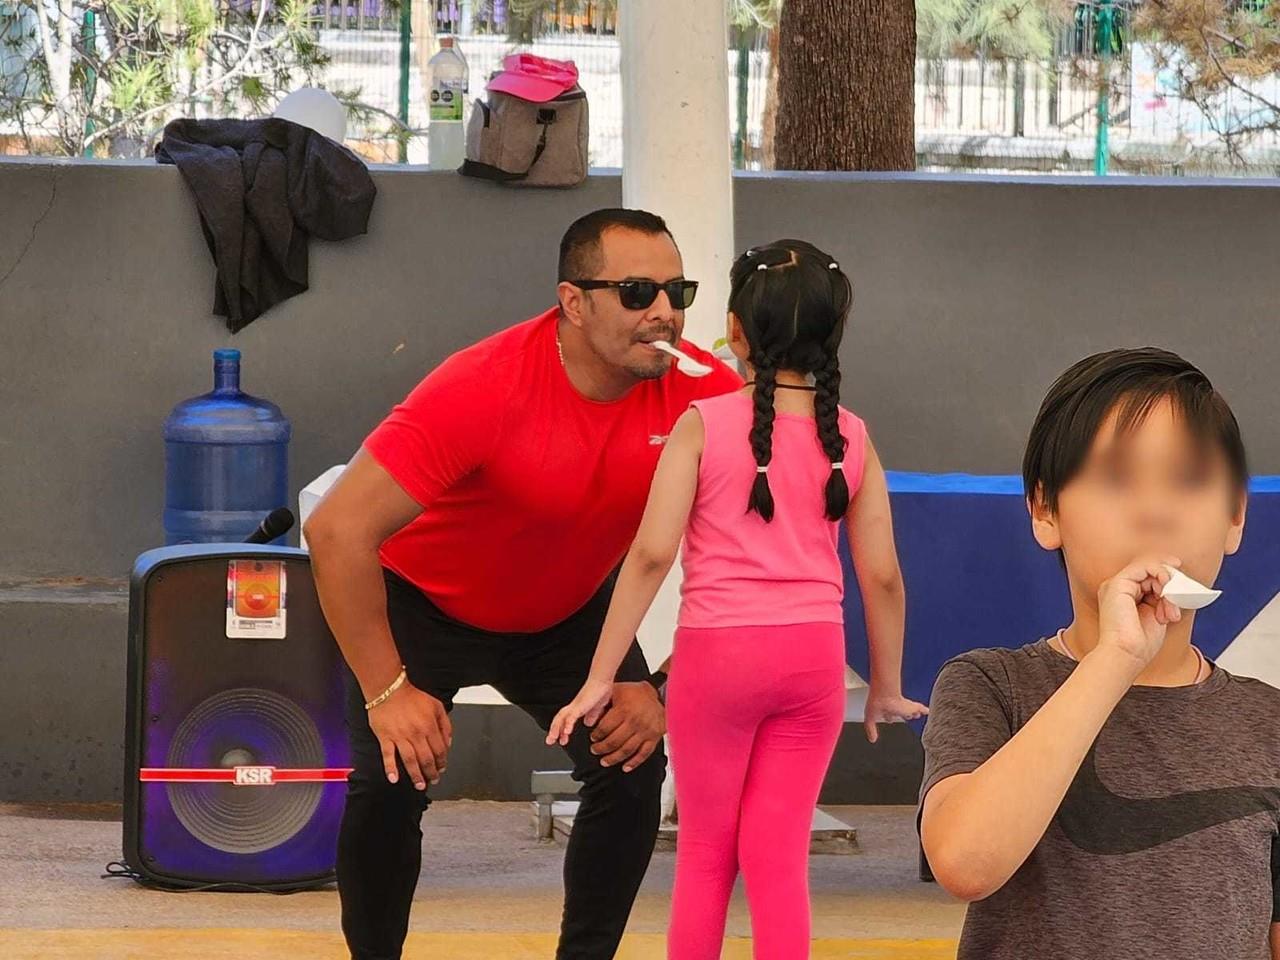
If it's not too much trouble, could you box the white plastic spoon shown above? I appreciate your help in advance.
[1160,566,1223,610]
[652,340,712,377]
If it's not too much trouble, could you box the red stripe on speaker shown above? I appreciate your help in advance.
[139,767,354,782]
[270,768,354,782]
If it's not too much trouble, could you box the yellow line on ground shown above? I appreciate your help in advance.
[0,929,957,959]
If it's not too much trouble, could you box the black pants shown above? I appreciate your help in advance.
[337,570,665,960]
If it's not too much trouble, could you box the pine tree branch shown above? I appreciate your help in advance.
[1197,24,1280,128]
[1145,0,1247,55]
[345,98,424,135]
[81,0,278,150]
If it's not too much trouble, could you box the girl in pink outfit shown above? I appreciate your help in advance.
[548,239,927,959]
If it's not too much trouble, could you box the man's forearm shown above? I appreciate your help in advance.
[309,529,404,702]
[923,646,1140,900]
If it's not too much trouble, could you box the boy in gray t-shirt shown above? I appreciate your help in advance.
[919,347,1280,960]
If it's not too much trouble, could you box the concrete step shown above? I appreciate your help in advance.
[533,800,859,855]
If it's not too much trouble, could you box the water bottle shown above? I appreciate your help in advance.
[428,35,469,170]
[163,349,291,545]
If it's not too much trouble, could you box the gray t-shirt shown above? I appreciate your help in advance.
[920,639,1280,959]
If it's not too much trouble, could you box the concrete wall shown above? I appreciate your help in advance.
[3,158,1279,803]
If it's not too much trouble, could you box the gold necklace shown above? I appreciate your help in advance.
[556,326,566,367]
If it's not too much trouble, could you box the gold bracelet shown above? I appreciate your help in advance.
[365,667,408,711]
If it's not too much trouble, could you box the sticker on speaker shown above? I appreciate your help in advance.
[226,560,287,639]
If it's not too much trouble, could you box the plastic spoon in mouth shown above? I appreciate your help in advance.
[652,340,712,377]
[1160,566,1222,610]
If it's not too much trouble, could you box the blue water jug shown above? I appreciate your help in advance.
[163,349,291,545]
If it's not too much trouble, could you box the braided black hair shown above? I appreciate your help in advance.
[747,357,779,520]
[814,350,850,520]
[729,240,853,522]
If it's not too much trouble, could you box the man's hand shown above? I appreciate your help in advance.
[587,681,665,773]
[366,681,452,791]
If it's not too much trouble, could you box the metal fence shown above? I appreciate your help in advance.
[915,58,1130,140]
[8,0,1280,175]
[322,0,628,163]
[314,0,400,32]
[331,4,1144,170]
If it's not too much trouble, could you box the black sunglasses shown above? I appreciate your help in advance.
[568,278,699,311]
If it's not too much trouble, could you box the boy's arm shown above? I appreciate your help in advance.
[921,645,1140,902]
[1270,923,1280,958]
[921,554,1176,901]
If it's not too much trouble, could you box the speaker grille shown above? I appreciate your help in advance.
[165,688,325,854]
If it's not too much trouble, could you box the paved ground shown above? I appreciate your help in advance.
[0,800,965,958]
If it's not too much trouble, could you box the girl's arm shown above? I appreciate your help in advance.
[846,436,927,741]
[546,407,703,745]
[589,407,704,681]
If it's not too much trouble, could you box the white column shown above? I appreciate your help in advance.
[620,0,735,348]
[620,0,735,820]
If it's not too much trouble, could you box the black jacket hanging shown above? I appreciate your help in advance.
[157,117,376,333]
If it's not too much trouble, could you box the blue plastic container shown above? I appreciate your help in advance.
[163,349,291,545]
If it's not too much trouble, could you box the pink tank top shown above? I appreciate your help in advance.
[677,390,868,629]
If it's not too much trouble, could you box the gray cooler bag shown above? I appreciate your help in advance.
[460,85,589,188]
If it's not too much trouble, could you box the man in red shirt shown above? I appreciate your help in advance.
[305,208,742,960]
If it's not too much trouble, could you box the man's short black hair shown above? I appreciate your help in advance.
[558,208,675,282]
[1022,347,1248,513]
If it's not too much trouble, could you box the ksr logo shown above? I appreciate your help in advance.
[233,766,277,786]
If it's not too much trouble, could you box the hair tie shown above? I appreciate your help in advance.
[831,461,844,471]
[756,263,768,272]
[756,465,769,474]
[829,262,839,270]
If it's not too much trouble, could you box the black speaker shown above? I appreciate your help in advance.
[123,544,352,891]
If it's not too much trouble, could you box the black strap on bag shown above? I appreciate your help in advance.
[458,109,554,182]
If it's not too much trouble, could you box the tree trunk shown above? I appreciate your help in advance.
[33,0,78,153]
[760,23,780,169]
[775,0,916,171]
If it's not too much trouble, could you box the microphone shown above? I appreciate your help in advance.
[244,507,295,545]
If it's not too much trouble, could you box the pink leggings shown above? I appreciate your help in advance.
[666,622,846,960]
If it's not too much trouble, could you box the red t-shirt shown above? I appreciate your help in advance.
[364,307,744,632]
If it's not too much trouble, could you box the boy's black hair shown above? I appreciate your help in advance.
[1022,347,1248,513]
[558,208,675,282]
[729,239,853,523]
